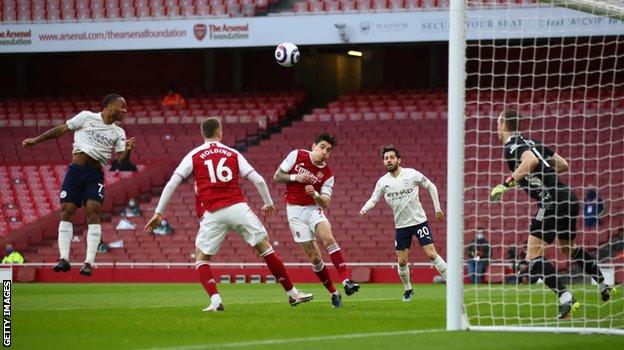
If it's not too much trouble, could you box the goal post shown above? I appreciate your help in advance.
[448,0,624,334]
[447,0,468,332]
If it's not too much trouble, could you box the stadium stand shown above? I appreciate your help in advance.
[4,89,622,279]
[0,91,304,130]
[0,0,275,22]
[0,0,538,23]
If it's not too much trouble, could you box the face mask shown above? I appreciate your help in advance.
[477,233,485,240]
[129,200,137,208]
[161,220,168,226]
[6,248,14,255]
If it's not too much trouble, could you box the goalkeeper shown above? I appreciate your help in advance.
[490,110,617,319]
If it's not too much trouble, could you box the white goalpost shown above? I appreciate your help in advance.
[447,0,624,334]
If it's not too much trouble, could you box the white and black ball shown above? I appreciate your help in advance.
[274,42,300,67]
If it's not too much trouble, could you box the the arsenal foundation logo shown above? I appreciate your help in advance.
[194,24,207,41]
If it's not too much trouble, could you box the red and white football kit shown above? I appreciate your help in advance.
[279,149,334,242]
[174,141,266,255]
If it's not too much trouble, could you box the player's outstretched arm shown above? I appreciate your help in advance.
[359,181,383,218]
[247,171,276,215]
[144,174,183,234]
[22,124,70,148]
[548,152,569,173]
[490,150,538,202]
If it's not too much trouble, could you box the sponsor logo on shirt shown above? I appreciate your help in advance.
[386,188,414,201]
[84,128,117,148]
[294,164,322,184]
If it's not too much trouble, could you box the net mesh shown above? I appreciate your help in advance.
[462,0,624,332]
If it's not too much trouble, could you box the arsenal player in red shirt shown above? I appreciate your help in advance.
[145,117,313,312]
[274,132,360,308]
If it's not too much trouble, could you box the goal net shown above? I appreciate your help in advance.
[460,0,624,334]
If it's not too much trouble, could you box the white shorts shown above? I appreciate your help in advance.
[286,204,329,243]
[196,202,267,256]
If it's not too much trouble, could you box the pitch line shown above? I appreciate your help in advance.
[136,329,446,350]
[22,297,405,311]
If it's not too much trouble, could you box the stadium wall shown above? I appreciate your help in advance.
[12,265,443,283]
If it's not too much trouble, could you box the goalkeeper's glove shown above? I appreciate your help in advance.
[489,176,517,203]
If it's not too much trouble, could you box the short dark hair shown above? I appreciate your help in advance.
[314,132,337,147]
[380,144,400,159]
[102,94,123,108]
[201,117,222,138]
[500,110,521,132]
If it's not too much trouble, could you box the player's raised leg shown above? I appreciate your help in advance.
[253,238,313,307]
[315,221,359,296]
[558,238,617,301]
[54,202,78,272]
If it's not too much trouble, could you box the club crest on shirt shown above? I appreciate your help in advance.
[317,171,324,179]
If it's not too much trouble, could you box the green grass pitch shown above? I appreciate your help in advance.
[14,283,624,349]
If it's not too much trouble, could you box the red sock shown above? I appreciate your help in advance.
[314,265,337,293]
[196,262,218,296]
[329,247,351,281]
[262,251,294,292]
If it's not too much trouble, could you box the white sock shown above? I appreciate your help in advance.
[85,224,102,264]
[598,281,607,292]
[210,293,222,305]
[433,255,448,280]
[58,221,73,260]
[398,264,412,290]
[559,291,573,304]
[286,287,300,298]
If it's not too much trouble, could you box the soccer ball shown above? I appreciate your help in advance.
[274,42,300,67]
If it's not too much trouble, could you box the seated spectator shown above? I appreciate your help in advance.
[466,228,490,284]
[97,238,110,253]
[153,218,173,235]
[162,86,187,109]
[2,244,24,264]
[110,153,138,172]
[122,199,141,217]
[116,217,136,230]
[584,186,606,229]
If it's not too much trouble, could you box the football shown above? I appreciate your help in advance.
[274,42,300,67]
